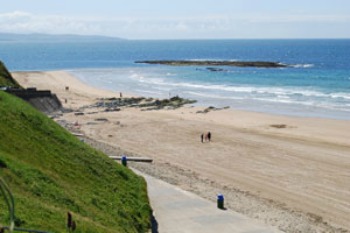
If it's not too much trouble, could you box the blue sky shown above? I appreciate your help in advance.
[1,0,350,39]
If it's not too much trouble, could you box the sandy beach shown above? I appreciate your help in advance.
[13,71,350,233]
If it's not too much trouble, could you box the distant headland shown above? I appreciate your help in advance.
[0,32,125,42]
[135,60,287,68]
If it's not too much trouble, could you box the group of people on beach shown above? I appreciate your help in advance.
[201,132,211,143]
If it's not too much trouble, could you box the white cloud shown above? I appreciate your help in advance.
[247,14,350,23]
[0,11,349,39]
[0,11,32,20]
[0,11,97,35]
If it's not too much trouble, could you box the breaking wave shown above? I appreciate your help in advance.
[292,64,314,68]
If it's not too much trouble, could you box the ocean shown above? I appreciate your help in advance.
[1,39,350,119]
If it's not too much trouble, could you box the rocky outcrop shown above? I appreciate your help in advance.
[84,96,197,112]
[135,60,287,68]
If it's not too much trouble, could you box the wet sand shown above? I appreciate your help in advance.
[13,71,350,233]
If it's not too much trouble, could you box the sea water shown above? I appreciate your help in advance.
[1,39,350,119]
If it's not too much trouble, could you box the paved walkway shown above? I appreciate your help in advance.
[135,170,282,233]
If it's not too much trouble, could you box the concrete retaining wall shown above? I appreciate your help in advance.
[6,88,62,113]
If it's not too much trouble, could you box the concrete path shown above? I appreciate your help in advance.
[135,170,282,233]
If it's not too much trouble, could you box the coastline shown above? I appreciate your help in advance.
[12,71,350,232]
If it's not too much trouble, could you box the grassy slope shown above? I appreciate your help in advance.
[0,61,21,88]
[0,91,151,232]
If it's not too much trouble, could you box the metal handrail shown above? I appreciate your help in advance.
[0,178,52,233]
[1,227,51,233]
[0,178,14,232]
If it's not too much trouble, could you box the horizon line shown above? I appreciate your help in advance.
[1,32,350,41]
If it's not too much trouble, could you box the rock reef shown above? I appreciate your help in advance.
[135,60,287,68]
[81,96,197,112]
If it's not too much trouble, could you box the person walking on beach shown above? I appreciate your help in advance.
[207,131,211,142]
[201,133,204,143]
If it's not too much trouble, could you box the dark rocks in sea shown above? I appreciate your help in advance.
[135,60,287,68]
[139,96,197,111]
[206,67,227,72]
[196,106,230,114]
[89,96,197,111]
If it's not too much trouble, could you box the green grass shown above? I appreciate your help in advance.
[0,91,151,233]
[0,61,21,88]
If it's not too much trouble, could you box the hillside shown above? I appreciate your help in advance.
[0,90,151,232]
[0,61,21,88]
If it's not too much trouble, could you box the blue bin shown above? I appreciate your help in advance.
[121,155,127,166]
[217,194,224,209]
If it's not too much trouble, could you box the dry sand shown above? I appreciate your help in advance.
[13,71,350,233]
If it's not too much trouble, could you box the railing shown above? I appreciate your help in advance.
[0,178,52,233]
[0,177,14,232]
[1,226,51,233]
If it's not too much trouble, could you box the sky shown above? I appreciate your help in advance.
[1,0,350,39]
